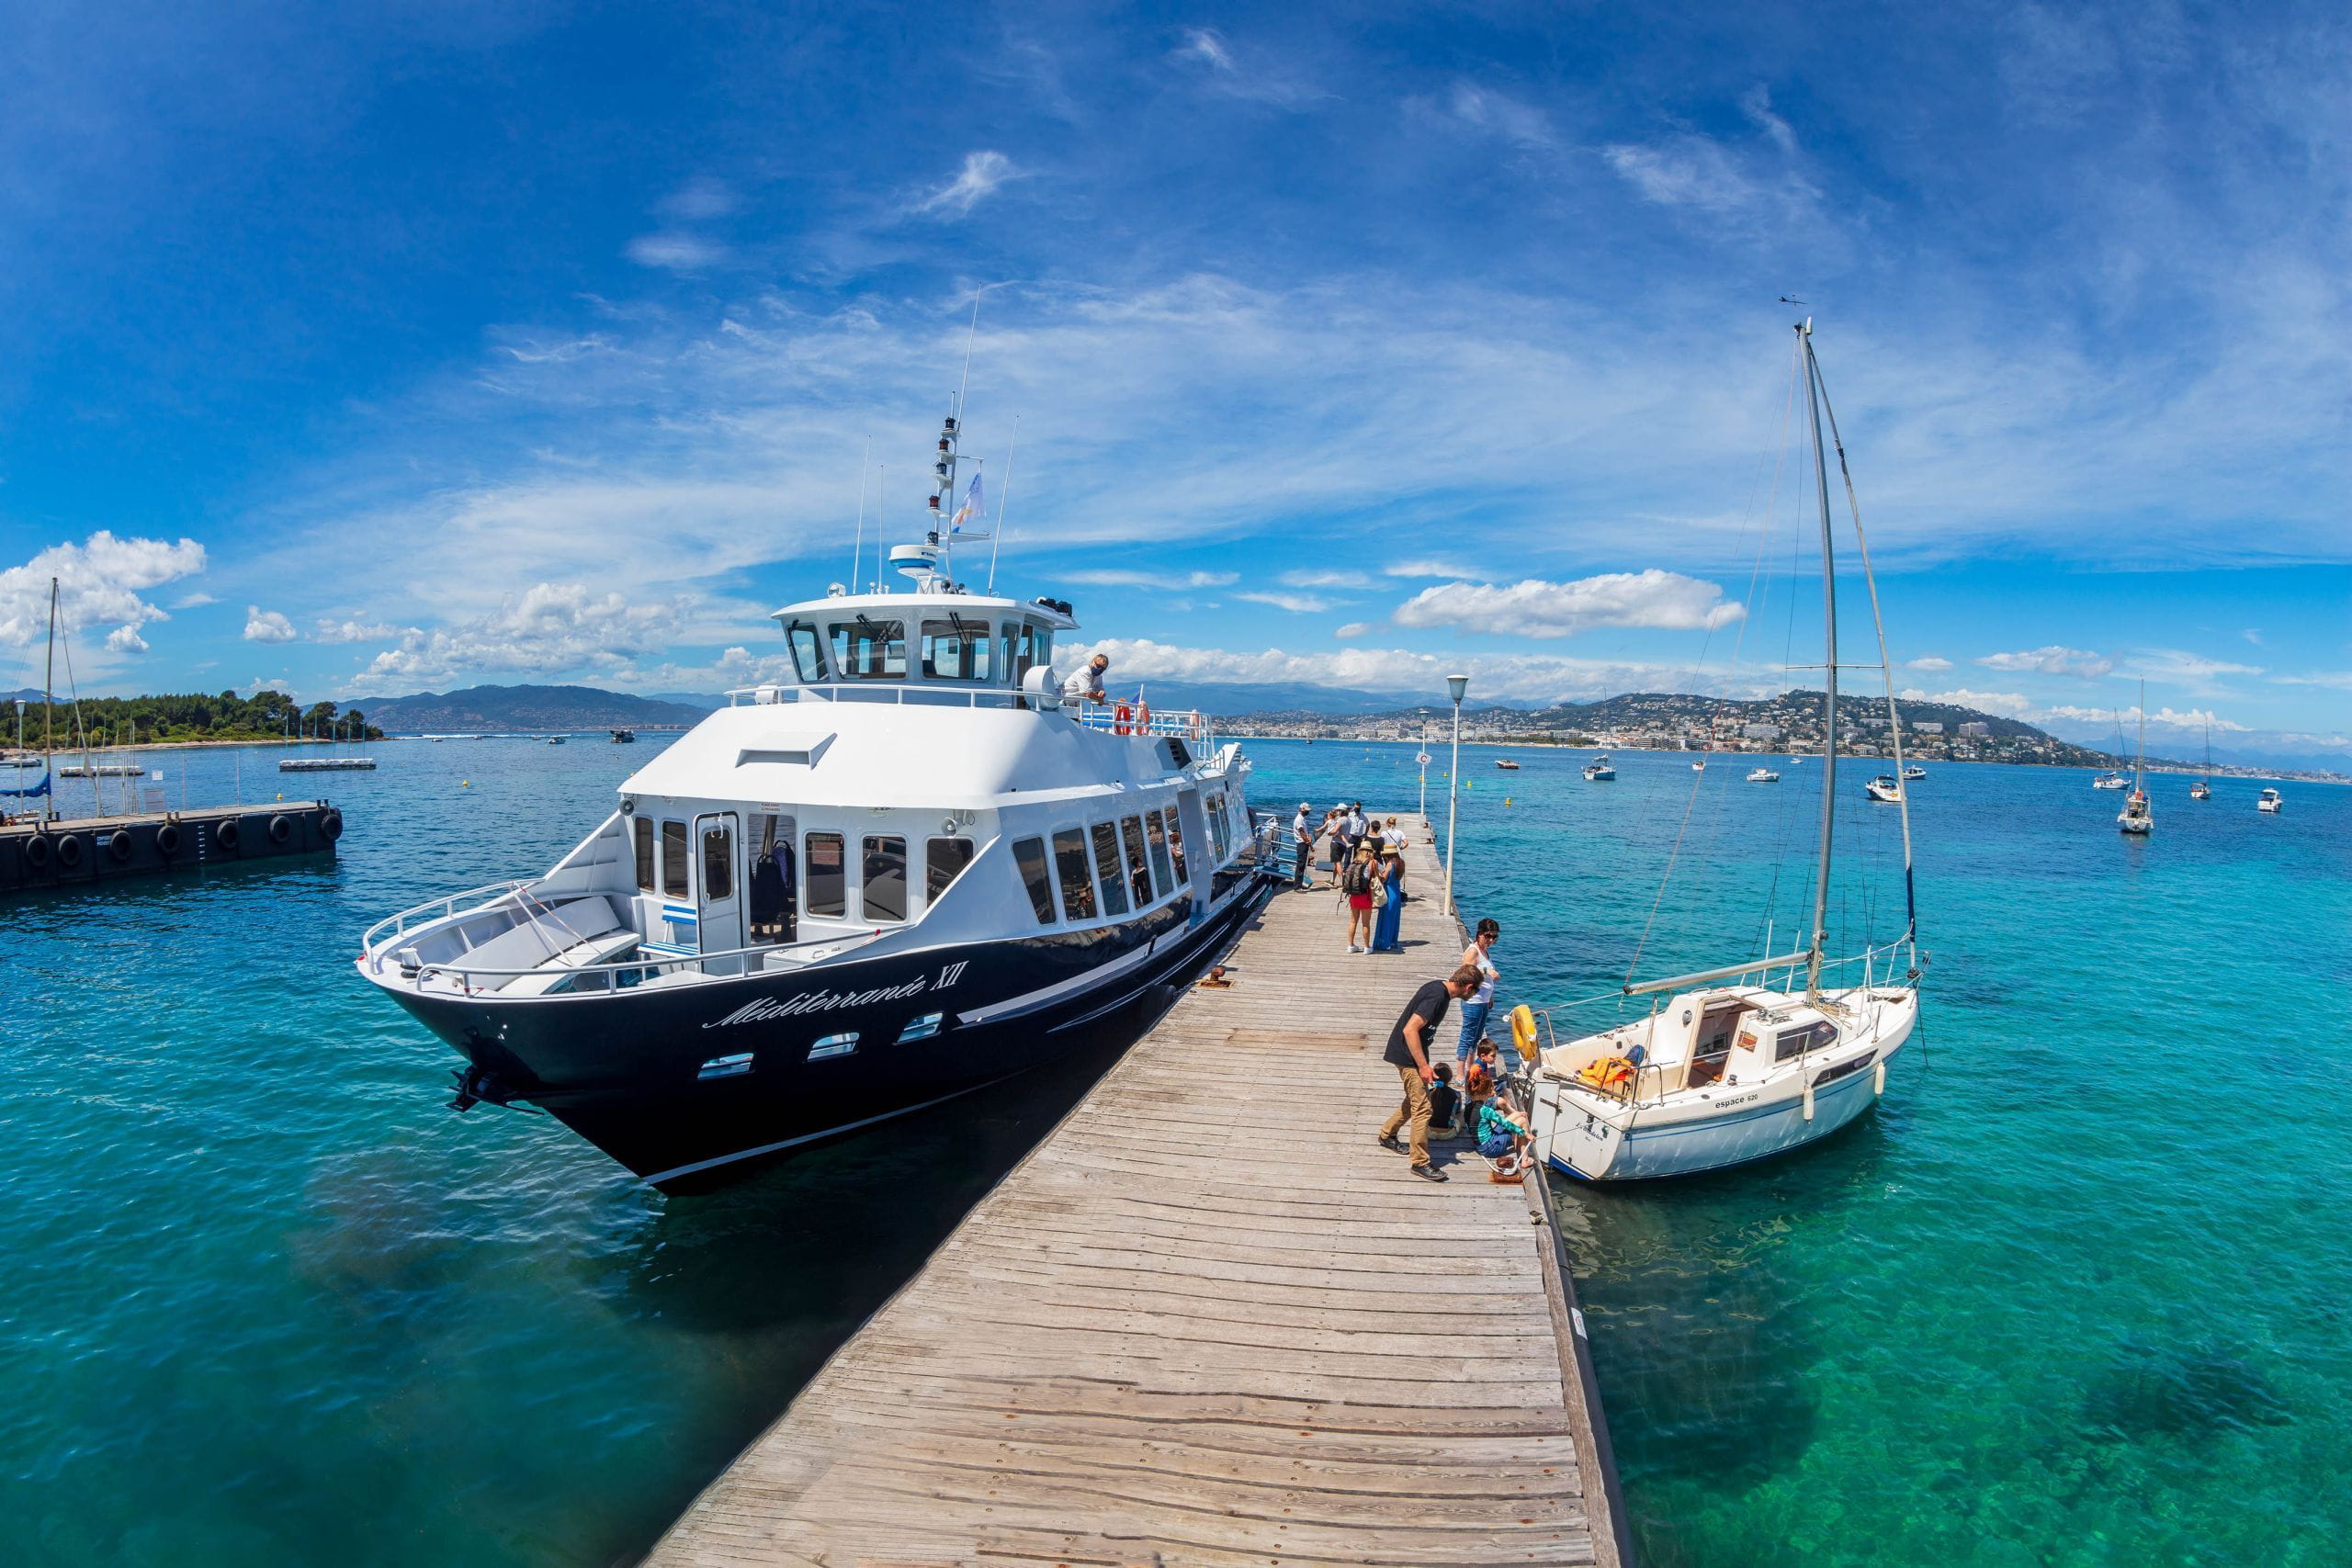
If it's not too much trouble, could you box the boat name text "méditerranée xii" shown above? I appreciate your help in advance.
[702,963,970,1029]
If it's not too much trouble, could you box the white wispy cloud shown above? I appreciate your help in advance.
[1443,82,1555,149]
[625,232,729,271]
[2272,670,2352,691]
[658,176,736,220]
[1066,569,1238,589]
[2128,648,2263,682]
[1393,570,1743,638]
[313,616,407,644]
[0,531,206,654]
[1901,686,2039,719]
[1334,622,1373,638]
[1172,28,1232,72]
[1976,645,2114,678]
[1281,569,1371,589]
[172,591,218,608]
[1905,655,1954,671]
[1169,28,1326,107]
[915,151,1018,217]
[1237,590,1331,614]
[1385,558,1480,579]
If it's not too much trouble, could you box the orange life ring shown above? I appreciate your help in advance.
[1114,702,1132,735]
[1136,701,1151,732]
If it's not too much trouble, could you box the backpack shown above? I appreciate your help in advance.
[1342,862,1372,897]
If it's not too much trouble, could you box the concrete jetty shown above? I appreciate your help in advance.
[648,820,1630,1568]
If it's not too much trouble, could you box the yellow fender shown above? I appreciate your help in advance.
[1508,1004,1538,1056]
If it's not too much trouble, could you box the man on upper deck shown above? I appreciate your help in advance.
[1062,652,1111,705]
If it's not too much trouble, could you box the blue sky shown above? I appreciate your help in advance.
[0,1,2346,754]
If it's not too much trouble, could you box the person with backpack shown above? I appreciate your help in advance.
[1341,844,1378,953]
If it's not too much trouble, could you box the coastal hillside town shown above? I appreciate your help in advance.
[1227,690,2290,775]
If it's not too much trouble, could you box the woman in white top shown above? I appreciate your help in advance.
[1453,918,1500,1071]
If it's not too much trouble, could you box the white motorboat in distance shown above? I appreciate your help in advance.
[1747,767,1780,783]
[2257,787,2282,814]
[1527,318,1919,1183]
[1903,763,1926,781]
[2092,771,2128,790]
[356,409,1281,1191]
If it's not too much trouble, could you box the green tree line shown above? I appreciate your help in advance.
[5,691,381,749]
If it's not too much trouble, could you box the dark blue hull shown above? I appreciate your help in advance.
[388,873,1274,1189]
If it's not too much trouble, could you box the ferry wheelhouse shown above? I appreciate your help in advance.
[356,426,1278,1190]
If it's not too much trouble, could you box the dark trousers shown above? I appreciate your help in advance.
[1293,840,1312,886]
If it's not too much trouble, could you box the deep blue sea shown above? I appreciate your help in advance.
[5,735,2347,1565]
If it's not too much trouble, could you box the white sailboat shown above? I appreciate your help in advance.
[1583,754,1616,781]
[2190,721,2211,800]
[1526,319,1920,1182]
[2117,684,2152,835]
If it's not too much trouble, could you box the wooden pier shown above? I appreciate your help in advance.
[648,821,1630,1568]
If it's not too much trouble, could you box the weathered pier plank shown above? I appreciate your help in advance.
[648,818,1629,1568]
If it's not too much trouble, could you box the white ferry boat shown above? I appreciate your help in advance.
[356,412,1279,1190]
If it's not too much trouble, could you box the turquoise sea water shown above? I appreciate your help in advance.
[5,735,2347,1564]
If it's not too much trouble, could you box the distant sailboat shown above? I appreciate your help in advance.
[2190,721,2211,800]
[2118,683,2152,836]
[1583,754,1616,781]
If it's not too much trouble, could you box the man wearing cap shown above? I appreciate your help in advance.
[1290,802,1316,889]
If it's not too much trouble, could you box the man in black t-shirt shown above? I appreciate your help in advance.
[1376,964,1485,1181]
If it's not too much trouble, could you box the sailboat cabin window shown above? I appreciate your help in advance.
[661,820,690,898]
[827,617,907,680]
[1775,1021,1839,1062]
[634,817,656,892]
[861,836,908,923]
[920,618,994,682]
[1012,837,1056,925]
[786,623,829,683]
[804,832,846,917]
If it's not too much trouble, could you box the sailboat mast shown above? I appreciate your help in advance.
[1801,321,1837,999]
[2135,680,2146,790]
[42,577,57,824]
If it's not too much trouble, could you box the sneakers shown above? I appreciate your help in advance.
[1376,1133,1407,1155]
[1348,943,1364,953]
[1409,1162,1449,1182]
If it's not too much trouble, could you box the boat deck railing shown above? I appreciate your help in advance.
[410,927,888,997]
[718,682,1219,745]
[360,879,534,964]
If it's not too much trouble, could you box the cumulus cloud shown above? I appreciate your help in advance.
[246,676,294,695]
[0,530,206,653]
[243,606,299,644]
[916,152,1018,216]
[1237,590,1331,614]
[313,616,408,644]
[1905,655,1954,671]
[1975,645,2114,678]
[1899,686,2040,719]
[173,591,218,608]
[347,582,689,693]
[1393,570,1743,638]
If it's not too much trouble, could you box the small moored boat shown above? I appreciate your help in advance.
[1583,755,1616,782]
[2257,787,2282,814]
[1864,774,1903,803]
[1747,766,1779,783]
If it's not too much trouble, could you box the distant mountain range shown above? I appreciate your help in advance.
[350,684,712,733]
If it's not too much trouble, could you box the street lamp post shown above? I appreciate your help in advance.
[1442,674,1467,919]
[1416,723,1430,824]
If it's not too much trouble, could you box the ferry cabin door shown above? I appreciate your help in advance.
[1175,787,1212,921]
[694,812,744,975]
[746,813,797,952]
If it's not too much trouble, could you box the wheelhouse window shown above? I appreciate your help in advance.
[805,832,845,917]
[661,820,689,898]
[921,616,994,682]
[1002,621,1053,686]
[862,836,908,922]
[1051,829,1097,921]
[1163,807,1188,886]
[786,622,829,683]
[633,817,656,892]
[1145,810,1175,895]
[701,823,734,901]
[926,837,976,904]
[1120,817,1154,908]
[1089,822,1129,917]
[1012,837,1056,925]
[827,616,907,680]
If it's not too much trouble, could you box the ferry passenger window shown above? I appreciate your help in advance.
[1145,811,1175,896]
[661,820,689,898]
[920,618,994,682]
[926,837,976,903]
[1120,817,1154,907]
[827,617,907,680]
[633,817,655,892]
[862,836,908,923]
[1162,807,1188,886]
[786,623,829,683]
[1051,829,1097,921]
[1089,822,1129,917]
[1012,837,1057,925]
[702,824,733,901]
[805,832,846,917]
